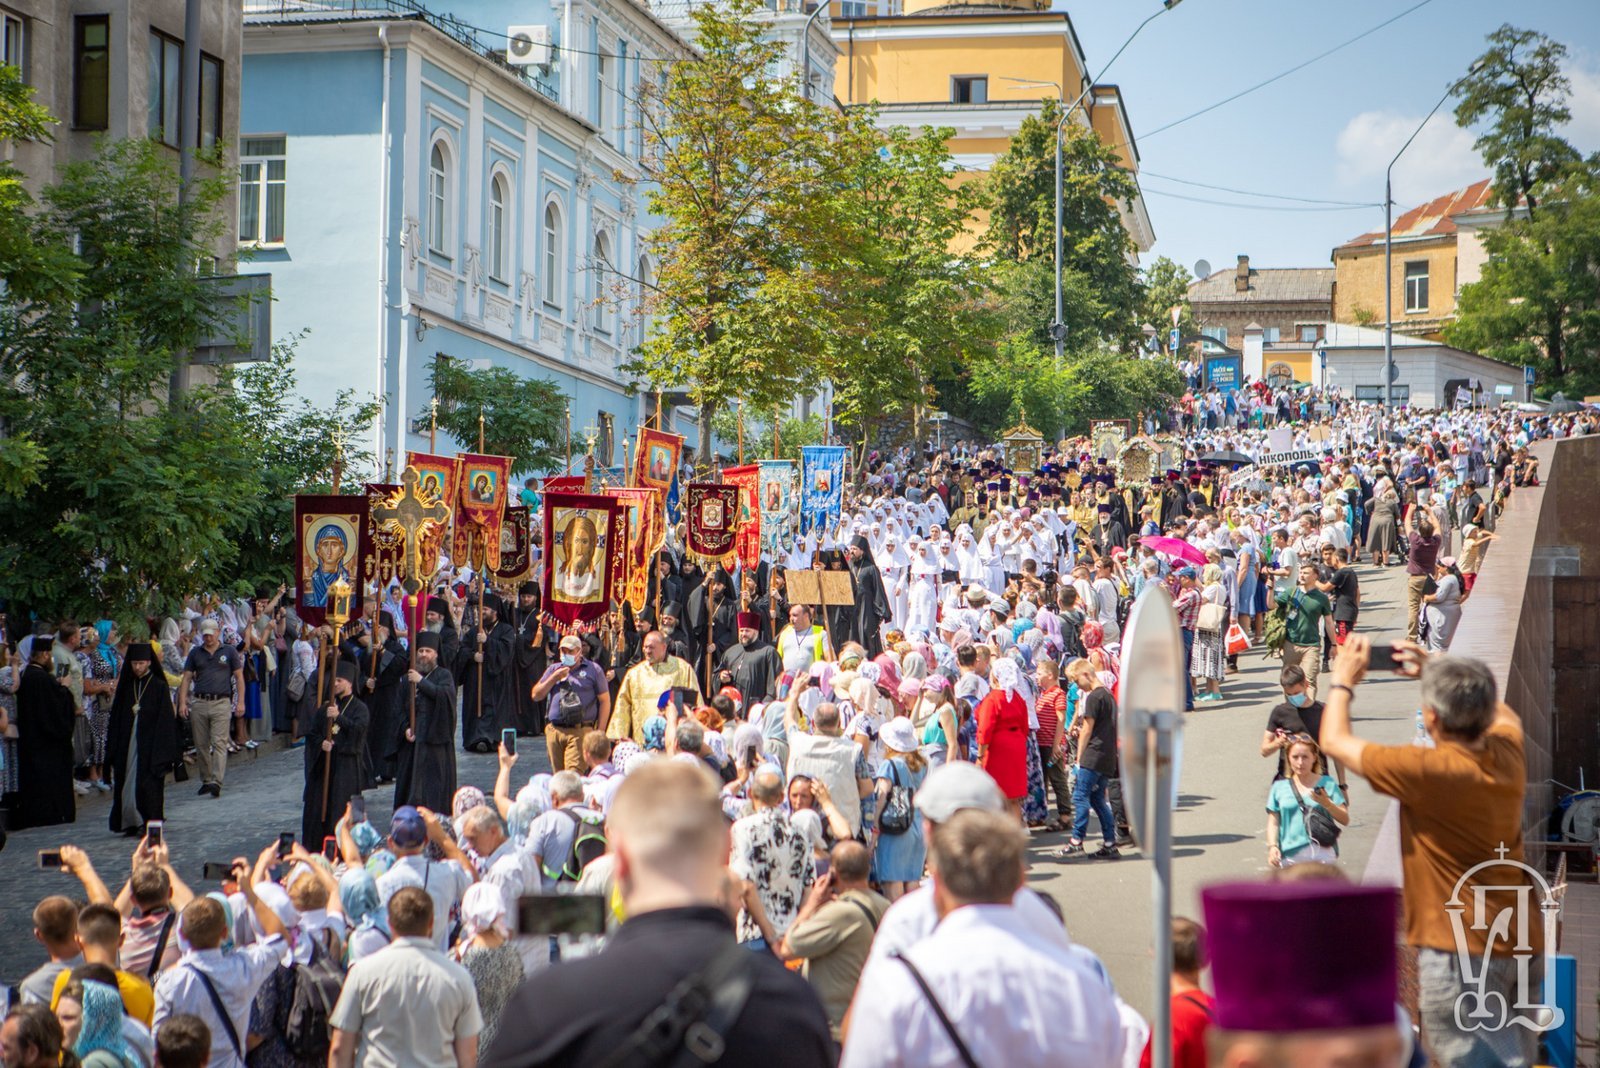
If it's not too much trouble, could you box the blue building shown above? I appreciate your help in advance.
[241,0,694,469]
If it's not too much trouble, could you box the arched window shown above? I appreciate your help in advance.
[592,231,613,335]
[1266,362,1294,390]
[541,200,563,309]
[487,173,509,283]
[635,254,654,343]
[427,140,451,256]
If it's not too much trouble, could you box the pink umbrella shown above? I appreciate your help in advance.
[1138,535,1208,568]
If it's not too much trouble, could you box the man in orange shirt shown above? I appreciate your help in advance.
[1319,635,1544,1067]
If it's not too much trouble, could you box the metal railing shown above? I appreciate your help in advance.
[244,0,560,102]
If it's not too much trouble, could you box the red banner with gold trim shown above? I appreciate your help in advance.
[685,482,739,567]
[602,486,657,612]
[453,453,513,569]
[405,452,460,574]
[634,427,683,494]
[721,464,761,571]
[541,490,625,630]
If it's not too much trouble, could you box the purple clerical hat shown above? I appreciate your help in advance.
[1201,880,1398,1033]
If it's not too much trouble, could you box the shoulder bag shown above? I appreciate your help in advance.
[894,953,982,1068]
[594,941,756,1068]
[1289,778,1341,848]
[878,761,914,836]
[1196,600,1226,633]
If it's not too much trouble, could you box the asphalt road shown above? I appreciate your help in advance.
[2,559,1419,1012]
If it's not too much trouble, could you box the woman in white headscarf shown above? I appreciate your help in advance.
[452,882,522,1050]
[978,524,1007,593]
[906,538,939,636]
[953,526,984,585]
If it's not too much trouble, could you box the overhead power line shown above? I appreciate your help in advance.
[1137,0,1439,139]
[1140,170,1378,207]
[1142,188,1378,213]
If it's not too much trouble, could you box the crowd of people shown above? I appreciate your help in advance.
[2,391,1593,1068]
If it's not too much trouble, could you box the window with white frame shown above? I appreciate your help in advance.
[148,31,181,147]
[597,51,616,144]
[1298,324,1320,343]
[488,172,509,283]
[238,136,286,244]
[592,231,613,335]
[1404,261,1429,313]
[3,11,26,79]
[428,140,451,258]
[635,254,653,343]
[1260,326,1280,343]
[542,200,563,309]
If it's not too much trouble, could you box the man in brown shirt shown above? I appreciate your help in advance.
[1319,635,1546,1068]
[778,841,888,1039]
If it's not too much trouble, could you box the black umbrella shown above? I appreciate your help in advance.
[1199,450,1253,467]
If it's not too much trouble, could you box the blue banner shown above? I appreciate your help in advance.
[800,446,847,534]
[665,472,681,526]
[1205,355,1242,391]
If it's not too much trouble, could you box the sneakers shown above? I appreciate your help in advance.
[92,780,111,793]
[244,740,261,751]
[73,780,92,796]
[1049,842,1086,859]
[1090,844,1121,859]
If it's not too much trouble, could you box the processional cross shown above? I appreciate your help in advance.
[373,467,452,597]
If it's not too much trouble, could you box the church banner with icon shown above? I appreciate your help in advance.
[541,490,625,630]
[492,505,533,585]
[800,446,847,533]
[453,453,514,570]
[602,486,658,612]
[720,464,761,571]
[405,452,460,570]
[542,475,587,495]
[359,483,402,593]
[634,427,683,493]
[757,460,794,558]
[294,495,367,627]
[684,482,740,566]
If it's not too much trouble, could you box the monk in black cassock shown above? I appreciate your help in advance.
[302,660,369,849]
[15,637,78,829]
[458,591,516,753]
[1159,472,1188,530]
[687,568,738,686]
[342,610,407,787]
[424,594,462,667]
[395,631,456,812]
[106,642,179,836]
[1093,504,1128,556]
[846,534,891,658]
[717,611,781,702]
[510,581,549,736]
[659,601,696,665]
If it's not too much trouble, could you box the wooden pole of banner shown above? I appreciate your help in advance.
[474,529,486,728]
[774,406,781,460]
[320,629,336,824]
[366,598,379,694]
[408,592,419,738]
[655,392,664,431]
[314,625,332,710]
[704,581,717,696]
[565,405,572,468]
[429,397,438,454]
[737,402,745,465]
[330,427,346,495]
[478,408,485,453]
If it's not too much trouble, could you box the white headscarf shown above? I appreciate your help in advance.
[460,882,509,939]
[992,658,1021,700]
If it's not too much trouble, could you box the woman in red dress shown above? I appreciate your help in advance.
[976,659,1030,821]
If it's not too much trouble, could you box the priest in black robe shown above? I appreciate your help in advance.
[659,602,696,666]
[343,611,407,787]
[303,660,370,849]
[1093,504,1128,557]
[510,581,549,737]
[395,631,457,812]
[687,568,738,689]
[15,637,77,829]
[458,592,516,753]
[846,534,891,658]
[1159,474,1188,530]
[717,612,781,702]
[106,642,179,836]
[423,594,462,672]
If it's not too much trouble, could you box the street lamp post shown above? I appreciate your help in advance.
[1383,61,1483,423]
[1007,0,1184,367]
[798,0,829,103]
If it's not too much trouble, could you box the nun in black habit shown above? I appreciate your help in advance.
[14,637,77,829]
[395,630,457,812]
[457,591,516,753]
[302,659,370,849]
[106,642,179,836]
[846,534,892,658]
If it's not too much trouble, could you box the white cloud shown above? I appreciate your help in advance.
[1333,110,1485,208]
[1563,55,1600,152]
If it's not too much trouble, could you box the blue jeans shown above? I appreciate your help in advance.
[1071,767,1117,846]
[1182,628,1196,710]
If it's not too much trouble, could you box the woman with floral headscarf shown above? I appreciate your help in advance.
[912,676,961,768]
[453,882,522,1051]
[975,659,1029,819]
[60,978,137,1068]
[1080,621,1120,695]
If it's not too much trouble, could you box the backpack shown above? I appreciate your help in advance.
[1263,596,1290,654]
[879,761,915,836]
[276,929,346,1060]
[551,808,608,884]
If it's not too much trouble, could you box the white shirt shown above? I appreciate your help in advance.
[153,936,286,1068]
[866,884,1067,970]
[376,854,473,951]
[841,904,1125,1068]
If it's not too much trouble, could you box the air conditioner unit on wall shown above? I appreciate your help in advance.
[506,25,552,68]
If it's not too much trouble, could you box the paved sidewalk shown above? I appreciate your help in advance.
[1027,558,1421,1016]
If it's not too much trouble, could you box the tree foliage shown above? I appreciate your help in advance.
[627,0,844,463]
[420,356,567,477]
[1447,25,1599,390]
[0,137,264,625]
[1138,256,1198,350]
[708,409,827,464]
[982,100,1143,351]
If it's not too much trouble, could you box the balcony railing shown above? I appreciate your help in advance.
[244,0,559,102]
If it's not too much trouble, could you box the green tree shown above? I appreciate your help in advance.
[1138,256,1198,350]
[1447,26,1596,386]
[1447,158,1600,393]
[822,113,999,466]
[982,100,1144,350]
[1452,25,1579,217]
[419,356,566,476]
[225,336,382,592]
[709,409,826,463]
[626,0,846,464]
[0,137,265,624]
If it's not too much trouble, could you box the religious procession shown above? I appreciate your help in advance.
[3,378,1597,1068]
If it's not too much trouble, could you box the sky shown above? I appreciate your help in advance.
[1060,0,1600,279]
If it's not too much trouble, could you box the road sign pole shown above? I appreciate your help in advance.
[1150,711,1178,1068]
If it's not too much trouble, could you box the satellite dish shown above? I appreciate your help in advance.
[1193,259,1212,280]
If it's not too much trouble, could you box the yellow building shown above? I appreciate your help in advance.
[829,0,1153,254]
[1330,180,1494,341]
